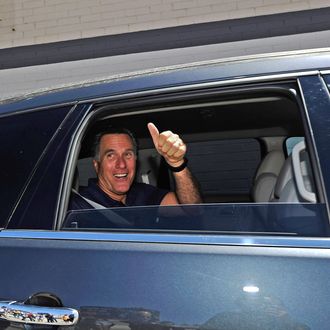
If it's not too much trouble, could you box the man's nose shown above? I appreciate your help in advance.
[115,155,127,168]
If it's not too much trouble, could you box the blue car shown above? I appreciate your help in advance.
[0,48,330,329]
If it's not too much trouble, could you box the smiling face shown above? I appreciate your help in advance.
[93,133,137,203]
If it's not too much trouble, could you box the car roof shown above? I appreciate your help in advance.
[1,47,330,115]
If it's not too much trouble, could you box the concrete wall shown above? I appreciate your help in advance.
[0,0,329,48]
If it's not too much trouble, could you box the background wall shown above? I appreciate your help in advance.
[1,0,329,48]
[1,0,330,99]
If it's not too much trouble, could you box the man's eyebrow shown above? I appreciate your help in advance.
[103,148,135,154]
[104,148,115,154]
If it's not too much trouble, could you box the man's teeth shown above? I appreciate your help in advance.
[114,174,128,178]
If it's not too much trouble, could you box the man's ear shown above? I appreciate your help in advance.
[93,159,99,174]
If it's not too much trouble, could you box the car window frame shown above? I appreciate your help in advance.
[56,74,328,236]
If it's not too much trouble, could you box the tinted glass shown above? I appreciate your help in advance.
[187,139,260,200]
[324,74,330,91]
[63,203,328,236]
[0,106,71,226]
[7,104,89,230]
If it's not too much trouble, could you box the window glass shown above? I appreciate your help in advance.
[324,74,330,92]
[186,139,260,202]
[7,104,88,230]
[63,203,327,237]
[0,106,71,227]
[285,137,304,155]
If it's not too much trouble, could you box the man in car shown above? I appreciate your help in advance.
[69,122,202,209]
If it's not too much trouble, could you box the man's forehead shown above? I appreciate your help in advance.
[100,133,134,148]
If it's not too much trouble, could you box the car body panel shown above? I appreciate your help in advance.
[1,232,330,329]
[298,75,330,207]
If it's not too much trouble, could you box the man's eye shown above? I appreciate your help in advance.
[125,152,134,159]
[106,153,115,159]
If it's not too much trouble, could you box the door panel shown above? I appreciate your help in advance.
[0,232,330,329]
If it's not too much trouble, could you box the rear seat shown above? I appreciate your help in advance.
[269,140,322,236]
[272,140,316,203]
[252,150,285,202]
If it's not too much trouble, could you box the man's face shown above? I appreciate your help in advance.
[93,133,136,201]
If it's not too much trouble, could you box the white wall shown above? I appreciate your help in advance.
[0,0,329,48]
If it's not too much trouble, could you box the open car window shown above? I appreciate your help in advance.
[62,82,328,236]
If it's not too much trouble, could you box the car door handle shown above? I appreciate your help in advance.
[0,300,79,326]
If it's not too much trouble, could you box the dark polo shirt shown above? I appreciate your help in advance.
[69,179,169,210]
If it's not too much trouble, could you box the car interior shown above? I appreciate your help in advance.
[73,84,316,204]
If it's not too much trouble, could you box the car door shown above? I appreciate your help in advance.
[1,72,330,330]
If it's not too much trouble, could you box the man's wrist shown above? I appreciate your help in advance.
[166,157,188,172]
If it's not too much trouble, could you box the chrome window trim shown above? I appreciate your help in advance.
[1,230,330,249]
[320,70,330,75]
[55,104,94,230]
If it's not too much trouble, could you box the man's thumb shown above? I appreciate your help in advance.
[147,122,159,147]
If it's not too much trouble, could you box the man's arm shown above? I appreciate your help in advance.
[147,122,202,205]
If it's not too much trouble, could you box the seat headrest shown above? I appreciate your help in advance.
[252,173,278,202]
[273,155,293,199]
[254,150,285,181]
[77,157,97,187]
[252,150,285,202]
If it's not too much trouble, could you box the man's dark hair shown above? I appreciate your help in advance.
[92,127,138,160]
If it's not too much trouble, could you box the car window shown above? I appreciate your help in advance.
[5,104,90,230]
[0,106,71,227]
[60,84,328,236]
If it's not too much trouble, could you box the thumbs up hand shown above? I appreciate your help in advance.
[147,122,186,168]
